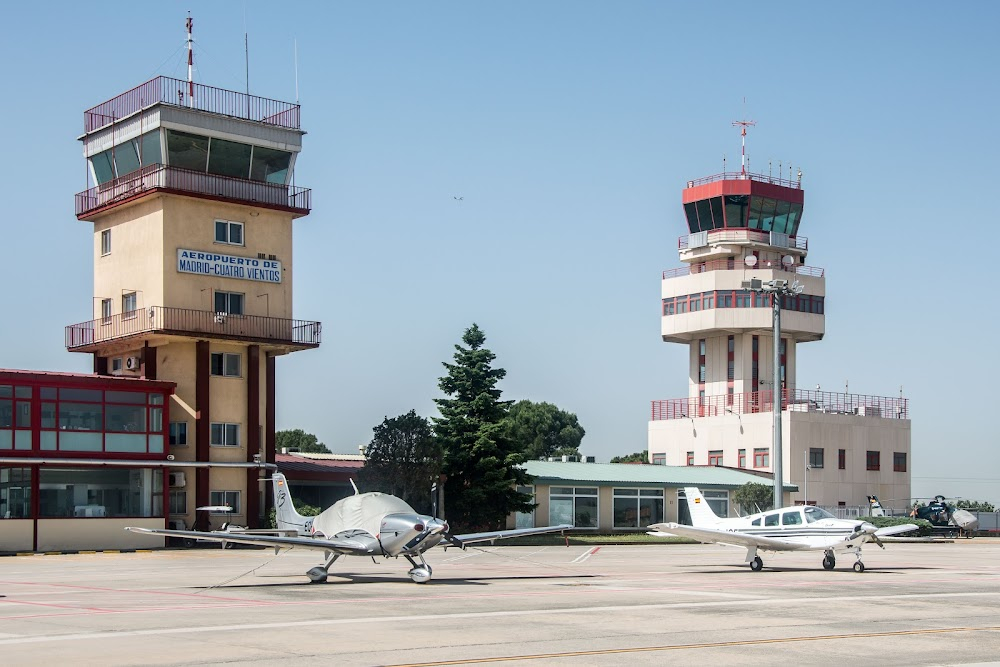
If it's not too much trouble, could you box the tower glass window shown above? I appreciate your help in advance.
[166,130,209,172]
[215,220,244,245]
[250,146,292,184]
[214,291,244,315]
[207,138,253,178]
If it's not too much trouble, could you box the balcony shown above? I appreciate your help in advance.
[686,171,802,190]
[75,163,311,218]
[84,76,300,133]
[651,388,908,421]
[663,259,824,280]
[678,228,808,251]
[65,307,321,353]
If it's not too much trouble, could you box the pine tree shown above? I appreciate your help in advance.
[434,324,533,531]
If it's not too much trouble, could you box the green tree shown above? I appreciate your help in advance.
[956,500,996,512]
[434,324,533,531]
[275,429,330,454]
[268,501,322,528]
[358,410,441,514]
[505,400,585,461]
[610,450,648,464]
[733,482,774,514]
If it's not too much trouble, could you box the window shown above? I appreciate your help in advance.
[209,491,241,514]
[169,422,188,446]
[838,449,846,470]
[101,298,113,321]
[122,292,137,317]
[662,300,674,316]
[514,486,534,528]
[751,517,761,526]
[549,487,598,529]
[210,352,241,377]
[704,490,729,517]
[808,448,824,469]
[703,292,714,309]
[782,510,802,525]
[0,467,32,518]
[214,291,244,315]
[686,451,694,466]
[698,339,706,383]
[210,423,241,447]
[215,220,244,245]
[866,450,880,471]
[738,449,746,468]
[169,490,187,515]
[708,450,723,466]
[38,468,159,518]
[754,448,769,468]
[764,513,779,527]
[111,358,122,372]
[652,453,666,465]
[101,229,111,256]
[893,452,907,472]
[613,489,664,529]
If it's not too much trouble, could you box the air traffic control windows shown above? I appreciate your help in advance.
[165,130,292,184]
[684,194,802,235]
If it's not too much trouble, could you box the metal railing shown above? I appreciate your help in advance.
[662,259,824,280]
[678,228,808,251]
[686,171,802,189]
[651,388,908,421]
[65,306,322,350]
[75,163,311,217]
[84,76,301,133]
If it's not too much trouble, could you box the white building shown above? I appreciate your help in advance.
[647,166,910,510]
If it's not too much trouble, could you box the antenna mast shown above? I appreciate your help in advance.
[186,13,195,107]
[732,118,756,176]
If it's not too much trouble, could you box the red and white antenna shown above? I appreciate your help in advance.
[186,13,195,107]
[732,117,756,176]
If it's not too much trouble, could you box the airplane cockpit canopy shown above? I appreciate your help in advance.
[804,506,836,523]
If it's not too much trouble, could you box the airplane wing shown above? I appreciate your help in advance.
[647,523,811,552]
[874,523,919,537]
[124,527,379,555]
[448,524,573,547]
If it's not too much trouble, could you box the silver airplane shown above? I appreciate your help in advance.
[648,487,918,572]
[127,473,570,584]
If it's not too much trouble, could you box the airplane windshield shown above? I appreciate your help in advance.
[804,506,836,523]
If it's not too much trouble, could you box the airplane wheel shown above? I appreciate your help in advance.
[306,566,329,583]
[408,566,432,583]
[822,556,835,570]
[750,556,763,572]
[853,561,865,573]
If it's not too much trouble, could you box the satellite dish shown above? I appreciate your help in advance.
[782,255,795,267]
[744,256,758,268]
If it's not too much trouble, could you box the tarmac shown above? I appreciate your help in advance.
[1,539,999,666]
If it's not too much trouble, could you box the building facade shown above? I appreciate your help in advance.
[648,165,910,509]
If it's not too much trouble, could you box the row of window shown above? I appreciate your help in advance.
[683,195,803,236]
[515,487,731,530]
[90,129,291,186]
[663,291,825,316]
[680,447,907,472]
[102,219,246,261]
[168,421,241,447]
[0,467,241,519]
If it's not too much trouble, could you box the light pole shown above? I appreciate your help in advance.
[742,273,804,511]
[804,449,811,505]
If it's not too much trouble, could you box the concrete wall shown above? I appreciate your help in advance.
[36,518,165,551]
[0,520,33,552]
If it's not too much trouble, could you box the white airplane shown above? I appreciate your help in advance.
[648,487,918,572]
[127,473,571,584]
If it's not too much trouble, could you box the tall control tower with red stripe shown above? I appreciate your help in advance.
[648,127,910,511]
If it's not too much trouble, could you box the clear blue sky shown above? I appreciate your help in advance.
[2,2,997,504]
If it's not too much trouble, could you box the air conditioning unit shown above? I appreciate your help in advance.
[169,472,186,488]
[854,406,881,417]
[214,312,227,324]
[168,519,187,530]
[125,356,141,370]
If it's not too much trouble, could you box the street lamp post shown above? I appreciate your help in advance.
[742,274,804,511]
[804,449,810,505]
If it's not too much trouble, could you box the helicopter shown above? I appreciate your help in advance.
[909,496,979,537]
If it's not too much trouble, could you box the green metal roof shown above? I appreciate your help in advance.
[523,461,798,491]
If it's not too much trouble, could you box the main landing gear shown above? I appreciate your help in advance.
[822,552,836,570]
[306,553,341,583]
[749,556,764,572]
[405,554,433,583]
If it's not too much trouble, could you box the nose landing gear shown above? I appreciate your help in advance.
[405,554,433,583]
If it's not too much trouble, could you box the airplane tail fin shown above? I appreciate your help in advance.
[683,487,723,527]
[272,473,309,532]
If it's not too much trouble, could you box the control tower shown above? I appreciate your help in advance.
[649,132,910,511]
[64,60,320,529]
